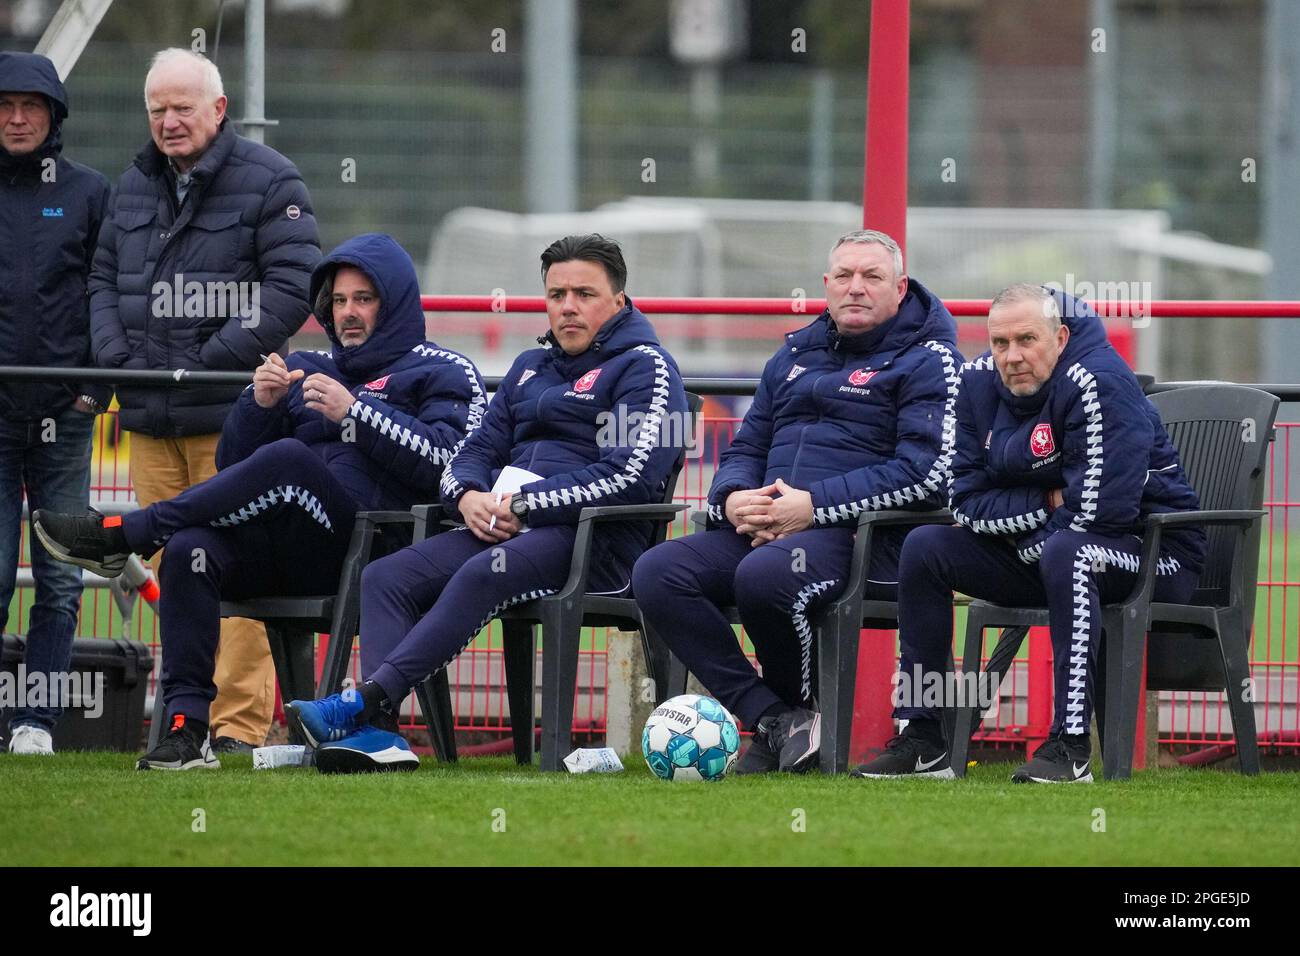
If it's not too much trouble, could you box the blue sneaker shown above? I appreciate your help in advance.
[315,727,419,774]
[285,690,364,747]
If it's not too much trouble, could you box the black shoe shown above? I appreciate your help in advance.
[851,724,955,779]
[1011,734,1093,784]
[762,707,821,773]
[211,736,257,754]
[32,508,130,578]
[137,714,220,771]
[732,726,780,776]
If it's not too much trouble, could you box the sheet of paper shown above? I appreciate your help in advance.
[491,465,543,495]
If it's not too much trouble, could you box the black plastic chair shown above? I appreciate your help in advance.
[661,507,958,774]
[814,509,962,773]
[420,393,703,770]
[950,384,1277,780]
[145,510,416,751]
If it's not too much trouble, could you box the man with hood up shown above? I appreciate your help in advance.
[854,282,1205,783]
[285,234,689,773]
[0,52,111,755]
[631,229,962,775]
[33,233,487,770]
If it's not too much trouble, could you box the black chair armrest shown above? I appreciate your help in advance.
[1145,509,1265,528]
[828,509,954,614]
[1124,509,1266,612]
[558,504,688,602]
[409,503,445,542]
[354,510,417,526]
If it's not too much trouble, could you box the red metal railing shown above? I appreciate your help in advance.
[7,296,1298,758]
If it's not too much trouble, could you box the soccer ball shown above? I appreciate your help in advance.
[642,694,741,782]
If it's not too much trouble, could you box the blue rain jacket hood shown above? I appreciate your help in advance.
[218,235,486,511]
[0,52,112,420]
[0,52,68,171]
[309,233,426,382]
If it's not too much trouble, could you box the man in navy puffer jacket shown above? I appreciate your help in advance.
[89,48,320,751]
[34,234,485,770]
[634,230,961,775]
[854,283,1205,783]
[285,234,689,773]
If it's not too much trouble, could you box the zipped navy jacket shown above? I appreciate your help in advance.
[705,279,961,566]
[441,301,688,569]
[89,118,320,436]
[950,289,1205,574]
[0,52,111,421]
[217,234,485,512]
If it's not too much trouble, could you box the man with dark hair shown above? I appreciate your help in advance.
[854,283,1205,783]
[36,234,486,770]
[286,234,689,773]
[0,52,111,754]
[633,230,961,774]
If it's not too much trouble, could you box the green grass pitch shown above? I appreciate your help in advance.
[1,752,1296,867]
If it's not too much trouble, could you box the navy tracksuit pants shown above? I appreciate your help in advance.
[361,526,633,707]
[895,524,1199,736]
[120,439,359,724]
[632,526,898,728]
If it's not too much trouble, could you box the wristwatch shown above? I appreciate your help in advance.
[77,394,106,414]
[510,495,530,523]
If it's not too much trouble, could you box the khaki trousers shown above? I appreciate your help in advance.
[130,432,275,745]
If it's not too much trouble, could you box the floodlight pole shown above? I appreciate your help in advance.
[33,0,115,80]
[240,0,276,143]
[852,0,911,761]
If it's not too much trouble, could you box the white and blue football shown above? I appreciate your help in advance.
[642,694,741,782]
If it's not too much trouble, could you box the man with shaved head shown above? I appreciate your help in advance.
[855,283,1205,783]
[89,49,320,753]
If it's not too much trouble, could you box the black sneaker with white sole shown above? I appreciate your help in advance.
[732,725,780,775]
[764,707,821,773]
[32,508,130,578]
[137,714,220,771]
[1011,734,1093,784]
[851,725,955,779]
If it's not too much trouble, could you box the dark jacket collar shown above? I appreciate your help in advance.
[536,298,668,378]
[785,277,958,367]
[134,117,237,184]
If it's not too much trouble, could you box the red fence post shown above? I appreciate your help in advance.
[852,0,912,755]
[862,0,910,253]
[851,631,899,762]
[1026,626,1053,754]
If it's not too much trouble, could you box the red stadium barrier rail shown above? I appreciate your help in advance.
[8,296,1298,761]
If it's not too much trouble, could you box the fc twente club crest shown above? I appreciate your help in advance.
[1030,422,1056,458]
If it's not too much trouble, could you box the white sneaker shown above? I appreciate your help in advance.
[8,725,55,755]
